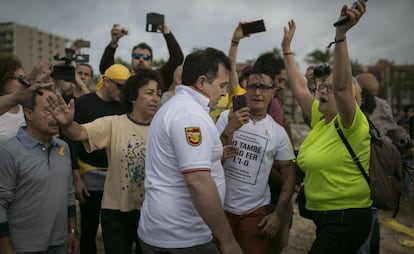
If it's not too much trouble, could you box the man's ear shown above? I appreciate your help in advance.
[272,88,277,98]
[195,75,207,90]
[23,108,33,122]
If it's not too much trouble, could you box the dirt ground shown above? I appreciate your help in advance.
[89,184,414,254]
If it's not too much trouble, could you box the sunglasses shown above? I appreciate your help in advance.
[108,79,124,90]
[246,83,274,92]
[131,53,151,61]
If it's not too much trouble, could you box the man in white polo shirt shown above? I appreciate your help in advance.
[138,48,242,254]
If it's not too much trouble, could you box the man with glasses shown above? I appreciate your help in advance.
[70,64,130,254]
[252,53,294,254]
[216,65,296,254]
[99,22,184,92]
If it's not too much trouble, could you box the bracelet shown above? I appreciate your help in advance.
[327,37,346,48]
[231,39,239,46]
[283,52,295,56]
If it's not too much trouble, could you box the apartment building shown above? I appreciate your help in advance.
[0,22,69,71]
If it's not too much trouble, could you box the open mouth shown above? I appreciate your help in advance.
[320,97,327,103]
[148,105,159,110]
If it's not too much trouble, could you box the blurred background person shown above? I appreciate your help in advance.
[100,20,183,93]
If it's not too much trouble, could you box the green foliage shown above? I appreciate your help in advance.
[152,59,166,68]
[305,49,333,65]
[114,57,131,70]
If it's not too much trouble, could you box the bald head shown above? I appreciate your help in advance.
[356,73,379,96]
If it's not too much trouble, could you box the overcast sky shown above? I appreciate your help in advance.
[1,0,413,74]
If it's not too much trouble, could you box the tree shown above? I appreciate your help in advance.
[305,49,333,65]
[114,57,131,70]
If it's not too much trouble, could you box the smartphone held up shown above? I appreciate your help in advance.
[333,0,368,27]
[146,13,165,33]
[241,20,266,36]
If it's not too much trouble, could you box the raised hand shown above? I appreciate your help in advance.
[111,24,126,47]
[46,94,75,127]
[281,19,296,53]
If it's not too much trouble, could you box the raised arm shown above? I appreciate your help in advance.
[332,2,366,127]
[0,81,53,115]
[227,22,248,96]
[99,24,126,74]
[159,22,184,92]
[281,20,315,120]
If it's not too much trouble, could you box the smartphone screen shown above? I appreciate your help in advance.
[241,20,266,36]
[232,95,247,112]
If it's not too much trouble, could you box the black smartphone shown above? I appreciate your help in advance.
[146,13,165,33]
[333,0,368,27]
[241,20,266,36]
[232,95,247,112]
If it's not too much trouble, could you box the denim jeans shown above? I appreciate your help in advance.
[308,207,372,254]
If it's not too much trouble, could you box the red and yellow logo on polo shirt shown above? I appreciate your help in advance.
[185,127,202,146]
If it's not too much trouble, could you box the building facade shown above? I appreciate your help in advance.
[0,22,69,71]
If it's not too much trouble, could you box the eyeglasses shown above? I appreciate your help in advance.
[246,83,274,92]
[318,83,333,93]
[131,53,151,61]
[108,79,124,90]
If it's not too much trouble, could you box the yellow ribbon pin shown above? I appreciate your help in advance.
[59,145,64,155]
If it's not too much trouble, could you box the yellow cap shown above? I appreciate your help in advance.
[96,64,131,91]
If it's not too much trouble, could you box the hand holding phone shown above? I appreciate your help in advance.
[241,20,266,36]
[232,95,247,112]
[146,13,165,33]
[333,0,367,27]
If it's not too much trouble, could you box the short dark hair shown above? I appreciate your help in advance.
[181,47,231,86]
[132,43,153,60]
[21,88,53,110]
[0,55,23,95]
[76,63,94,78]
[121,68,163,112]
[253,52,285,82]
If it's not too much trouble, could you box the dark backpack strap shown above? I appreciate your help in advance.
[334,119,371,184]
[366,117,381,138]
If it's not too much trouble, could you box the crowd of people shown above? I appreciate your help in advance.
[0,2,412,254]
